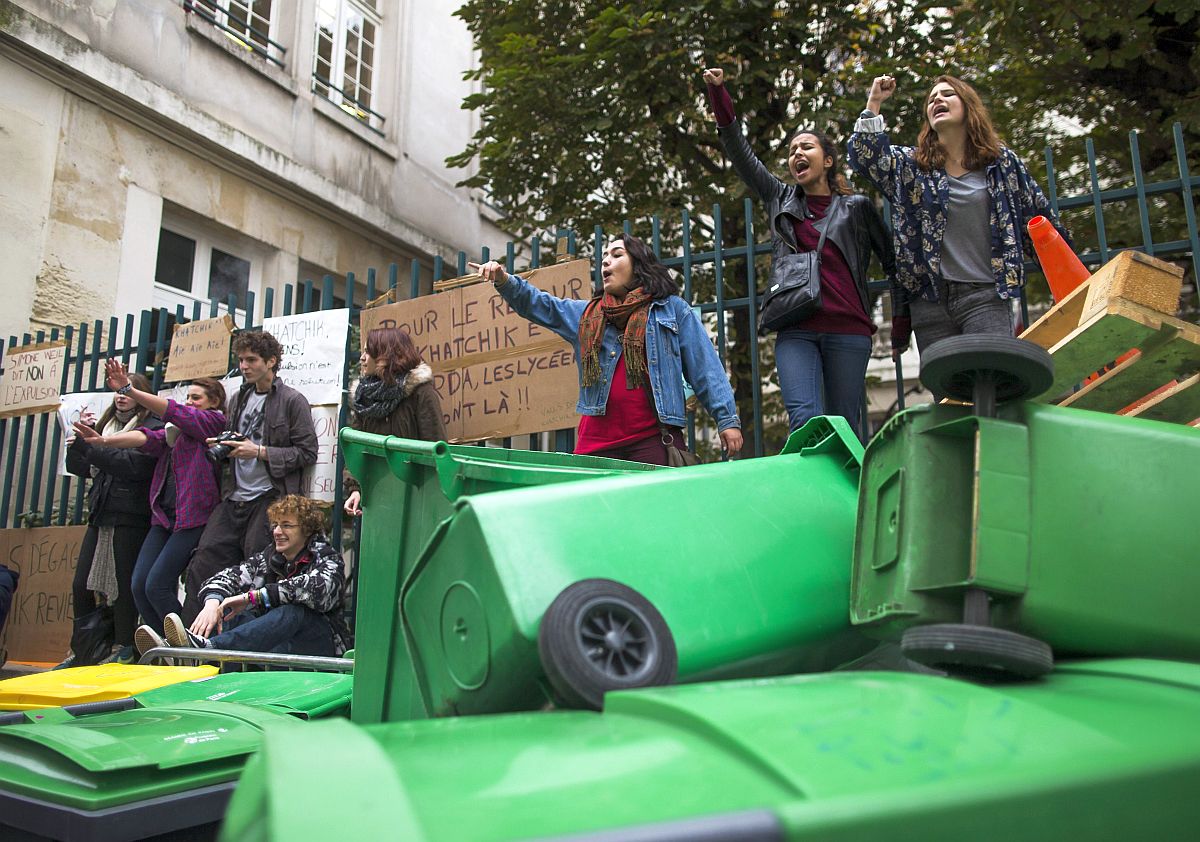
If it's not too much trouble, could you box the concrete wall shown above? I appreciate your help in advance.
[0,0,508,341]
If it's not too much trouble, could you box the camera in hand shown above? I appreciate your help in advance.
[206,431,247,463]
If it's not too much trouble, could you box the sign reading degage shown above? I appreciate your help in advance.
[360,260,590,441]
[164,314,235,382]
[0,340,67,419]
[0,525,86,663]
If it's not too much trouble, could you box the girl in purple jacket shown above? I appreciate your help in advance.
[73,361,226,645]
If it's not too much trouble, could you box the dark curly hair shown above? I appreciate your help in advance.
[267,494,327,539]
[232,330,284,372]
[786,128,854,195]
[614,234,678,301]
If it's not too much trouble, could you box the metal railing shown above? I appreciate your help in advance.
[311,73,387,133]
[1,123,1196,538]
[183,0,288,68]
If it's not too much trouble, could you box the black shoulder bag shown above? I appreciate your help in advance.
[757,196,839,335]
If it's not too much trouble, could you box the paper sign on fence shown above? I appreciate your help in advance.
[262,309,349,405]
[1,340,68,419]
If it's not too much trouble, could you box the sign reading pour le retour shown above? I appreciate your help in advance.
[360,260,589,441]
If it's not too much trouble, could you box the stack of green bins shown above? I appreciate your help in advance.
[221,658,1200,841]
[0,671,352,841]
[340,432,661,722]
[852,400,1200,670]
[344,418,873,723]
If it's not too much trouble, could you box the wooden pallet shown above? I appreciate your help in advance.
[1019,251,1200,423]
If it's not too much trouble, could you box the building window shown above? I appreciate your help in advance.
[313,0,385,132]
[153,213,264,319]
[185,0,285,67]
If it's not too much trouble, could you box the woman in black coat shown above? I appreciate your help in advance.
[57,373,162,666]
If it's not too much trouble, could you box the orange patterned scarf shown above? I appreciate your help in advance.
[578,287,653,389]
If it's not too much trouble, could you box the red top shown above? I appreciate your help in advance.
[791,195,874,336]
[574,356,660,454]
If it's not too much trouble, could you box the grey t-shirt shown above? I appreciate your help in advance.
[940,169,993,284]
[230,389,274,502]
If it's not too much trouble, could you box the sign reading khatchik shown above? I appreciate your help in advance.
[360,260,590,441]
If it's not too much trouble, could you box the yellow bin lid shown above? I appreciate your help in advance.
[0,664,219,710]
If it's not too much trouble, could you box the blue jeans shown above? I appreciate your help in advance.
[208,603,336,656]
[775,329,872,437]
[131,525,204,632]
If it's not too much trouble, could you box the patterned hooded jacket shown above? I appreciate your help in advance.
[199,532,352,655]
[848,112,1073,316]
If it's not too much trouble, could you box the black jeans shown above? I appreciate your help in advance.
[73,524,148,647]
[182,495,275,624]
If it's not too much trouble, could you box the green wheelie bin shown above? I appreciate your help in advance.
[0,671,353,840]
[340,432,660,722]
[222,658,1200,841]
[352,416,873,722]
[852,335,1200,677]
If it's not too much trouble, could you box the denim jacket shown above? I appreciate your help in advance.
[848,112,1072,309]
[496,273,741,432]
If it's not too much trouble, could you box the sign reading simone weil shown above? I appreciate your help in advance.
[360,260,590,441]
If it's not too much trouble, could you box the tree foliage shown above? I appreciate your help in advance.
[450,0,959,240]
[451,0,1197,241]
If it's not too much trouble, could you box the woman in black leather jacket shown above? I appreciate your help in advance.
[58,374,162,666]
[704,68,899,440]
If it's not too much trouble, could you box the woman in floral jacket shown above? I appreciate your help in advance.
[848,74,1072,365]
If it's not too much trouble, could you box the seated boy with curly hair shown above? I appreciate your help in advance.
[139,495,351,656]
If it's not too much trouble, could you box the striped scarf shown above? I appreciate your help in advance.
[578,287,653,389]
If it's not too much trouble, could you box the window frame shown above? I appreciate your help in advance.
[185,0,286,67]
[152,212,266,321]
[312,0,386,132]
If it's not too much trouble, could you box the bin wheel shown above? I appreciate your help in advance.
[538,579,677,710]
[900,623,1054,680]
[920,335,1054,404]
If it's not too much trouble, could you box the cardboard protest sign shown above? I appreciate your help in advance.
[302,405,341,503]
[0,525,86,663]
[0,340,67,419]
[55,392,114,477]
[361,260,589,441]
[263,309,349,405]
[164,314,235,382]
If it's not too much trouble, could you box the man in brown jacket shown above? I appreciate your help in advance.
[181,330,318,624]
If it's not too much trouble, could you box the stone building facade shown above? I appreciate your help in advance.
[0,0,508,342]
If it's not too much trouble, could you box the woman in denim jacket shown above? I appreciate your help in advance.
[470,235,742,464]
[848,74,1072,363]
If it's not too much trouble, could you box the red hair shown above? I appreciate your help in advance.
[365,327,422,383]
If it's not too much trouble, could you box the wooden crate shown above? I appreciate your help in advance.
[1019,251,1200,423]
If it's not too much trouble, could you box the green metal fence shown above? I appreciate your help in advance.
[1,123,1197,541]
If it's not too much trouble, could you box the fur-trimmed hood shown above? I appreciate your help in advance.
[401,362,434,397]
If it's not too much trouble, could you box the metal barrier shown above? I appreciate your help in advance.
[137,647,354,672]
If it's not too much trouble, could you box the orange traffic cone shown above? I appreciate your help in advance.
[1028,216,1090,302]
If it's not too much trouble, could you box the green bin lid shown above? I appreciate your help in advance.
[135,671,353,719]
[0,701,302,811]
